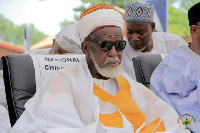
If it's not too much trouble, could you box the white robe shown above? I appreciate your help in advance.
[0,105,11,133]
[0,70,7,109]
[11,58,189,133]
[0,71,11,133]
[122,32,189,80]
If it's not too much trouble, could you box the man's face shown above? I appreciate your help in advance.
[89,27,123,67]
[50,39,69,54]
[190,23,200,54]
[82,26,124,78]
[126,21,155,51]
[196,23,200,41]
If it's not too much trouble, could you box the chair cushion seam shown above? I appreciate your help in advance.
[135,58,147,85]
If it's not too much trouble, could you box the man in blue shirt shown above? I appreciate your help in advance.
[150,2,200,132]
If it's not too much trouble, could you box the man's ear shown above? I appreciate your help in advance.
[190,25,198,38]
[81,41,90,57]
[49,49,52,54]
[49,39,56,54]
[151,22,155,32]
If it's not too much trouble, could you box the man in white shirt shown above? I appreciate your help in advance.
[11,4,189,133]
[122,1,188,80]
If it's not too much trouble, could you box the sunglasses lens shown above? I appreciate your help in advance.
[115,40,126,51]
[100,41,113,51]
[100,40,126,52]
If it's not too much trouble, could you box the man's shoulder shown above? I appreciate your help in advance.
[156,46,191,71]
[152,32,182,41]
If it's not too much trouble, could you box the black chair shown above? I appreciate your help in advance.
[2,54,36,126]
[2,53,83,126]
[0,59,3,70]
[132,54,163,89]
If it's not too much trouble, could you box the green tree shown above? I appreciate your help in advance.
[28,24,47,46]
[169,0,199,12]
[168,5,190,36]
[0,14,47,46]
[59,19,74,29]
[168,0,199,36]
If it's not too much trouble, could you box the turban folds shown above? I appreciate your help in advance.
[55,23,82,54]
[79,4,124,42]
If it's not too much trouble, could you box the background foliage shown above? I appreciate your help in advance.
[60,0,198,36]
[0,14,47,46]
[0,0,199,47]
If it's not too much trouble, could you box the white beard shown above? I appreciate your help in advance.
[89,50,121,79]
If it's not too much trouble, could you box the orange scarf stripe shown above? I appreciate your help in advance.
[99,111,124,128]
[93,78,146,131]
[116,77,130,95]
[80,3,115,19]
[108,89,146,131]
[93,83,112,102]
[93,77,166,132]
[140,118,166,133]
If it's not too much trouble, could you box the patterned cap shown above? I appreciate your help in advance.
[125,2,155,22]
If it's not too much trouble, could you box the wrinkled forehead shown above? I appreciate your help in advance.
[91,26,123,40]
[127,21,151,27]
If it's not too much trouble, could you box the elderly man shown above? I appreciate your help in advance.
[150,2,200,132]
[27,23,82,55]
[11,4,189,133]
[122,1,188,80]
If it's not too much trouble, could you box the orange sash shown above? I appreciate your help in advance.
[93,76,166,132]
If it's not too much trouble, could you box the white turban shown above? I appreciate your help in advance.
[55,23,82,54]
[79,9,124,42]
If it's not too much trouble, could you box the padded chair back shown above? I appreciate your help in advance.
[2,54,36,126]
[0,59,2,70]
[132,54,162,88]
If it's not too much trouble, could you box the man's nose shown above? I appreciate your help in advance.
[131,33,140,42]
[108,45,118,57]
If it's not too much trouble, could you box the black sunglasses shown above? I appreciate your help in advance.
[87,39,126,52]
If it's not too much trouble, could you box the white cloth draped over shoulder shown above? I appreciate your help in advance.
[12,57,189,133]
[0,105,11,133]
[150,46,200,132]
[151,32,188,54]
[0,70,7,109]
[121,32,188,80]
[0,71,11,133]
